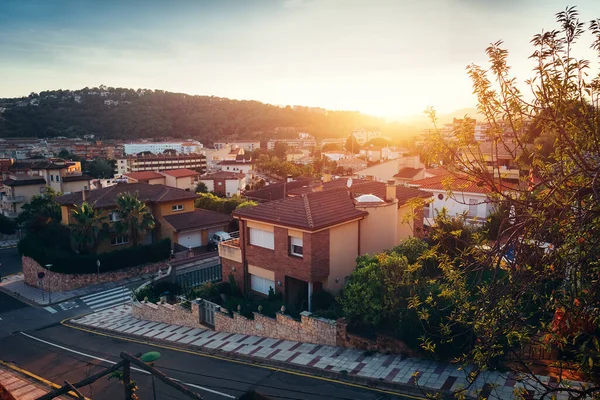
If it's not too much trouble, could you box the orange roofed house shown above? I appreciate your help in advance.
[56,183,230,253]
[218,179,429,311]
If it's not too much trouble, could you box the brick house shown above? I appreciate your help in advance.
[56,183,230,252]
[218,180,428,311]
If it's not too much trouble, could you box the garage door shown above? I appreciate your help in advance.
[178,231,202,248]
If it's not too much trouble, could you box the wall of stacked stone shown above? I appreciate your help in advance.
[132,300,201,329]
[22,256,167,292]
[335,318,417,356]
[214,310,339,346]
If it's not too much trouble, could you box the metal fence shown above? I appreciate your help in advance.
[176,264,222,288]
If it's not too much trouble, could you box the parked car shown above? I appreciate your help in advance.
[207,231,232,251]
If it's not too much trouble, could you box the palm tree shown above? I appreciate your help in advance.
[114,192,155,246]
[70,202,106,254]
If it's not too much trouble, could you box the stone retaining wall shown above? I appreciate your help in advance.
[132,300,201,329]
[214,310,339,346]
[23,256,167,292]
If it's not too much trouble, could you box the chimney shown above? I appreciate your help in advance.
[82,189,89,203]
[322,172,331,183]
[385,179,396,202]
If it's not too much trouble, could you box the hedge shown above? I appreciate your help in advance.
[18,236,171,274]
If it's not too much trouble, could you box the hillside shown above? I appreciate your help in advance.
[0,86,422,144]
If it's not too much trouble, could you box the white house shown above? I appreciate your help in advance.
[409,174,505,227]
[198,171,246,197]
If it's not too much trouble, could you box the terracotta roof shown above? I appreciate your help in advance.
[62,174,93,182]
[234,189,368,230]
[199,171,245,180]
[124,171,164,181]
[245,178,317,202]
[160,168,200,178]
[219,159,254,166]
[409,174,498,194]
[424,167,453,177]
[393,167,424,179]
[3,177,46,186]
[163,209,231,231]
[56,183,199,208]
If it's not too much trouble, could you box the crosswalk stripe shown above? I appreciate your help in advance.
[80,287,127,301]
[80,287,133,311]
[44,306,57,314]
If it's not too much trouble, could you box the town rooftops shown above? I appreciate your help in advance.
[409,174,516,194]
[394,167,424,179]
[233,189,368,231]
[163,209,231,231]
[56,182,199,208]
[424,167,453,177]
[160,168,200,178]
[244,177,317,202]
[199,171,245,180]
[124,171,165,181]
[3,176,47,186]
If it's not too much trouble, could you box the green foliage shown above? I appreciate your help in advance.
[114,191,155,246]
[17,187,62,234]
[321,143,341,152]
[195,182,208,193]
[19,236,171,274]
[0,214,17,235]
[195,193,253,214]
[273,142,288,159]
[69,202,106,254]
[364,137,392,147]
[85,158,115,179]
[254,154,316,178]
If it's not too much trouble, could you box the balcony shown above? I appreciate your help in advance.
[2,195,25,203]
[218,233,241,263]
[3,210,18,218]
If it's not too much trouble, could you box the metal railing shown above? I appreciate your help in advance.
[1,195,24,203]
[3,210,18,218]
[176,263,222,288]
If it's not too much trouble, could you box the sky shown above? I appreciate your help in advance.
[1,0,600,119]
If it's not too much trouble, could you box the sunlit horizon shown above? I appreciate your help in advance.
[1,0,600,121]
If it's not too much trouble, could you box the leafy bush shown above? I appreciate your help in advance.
[0,215,16,235]
[19,236,171,274]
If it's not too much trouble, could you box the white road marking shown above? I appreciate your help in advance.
[19,332,235,398]
[44,306,57,314]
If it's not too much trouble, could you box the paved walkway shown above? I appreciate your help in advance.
[0,239,19,249]
[70,305,584,400]
[0,363,69,400]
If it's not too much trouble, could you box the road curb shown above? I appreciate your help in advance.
[63,318,465,400]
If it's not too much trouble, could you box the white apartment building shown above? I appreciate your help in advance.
[352,129,381,145]
[123,140,204,155]
[267,133,317,150]
[213,141,260,152]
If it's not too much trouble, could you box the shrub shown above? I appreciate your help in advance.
[20,236,171,274]
[0,214,16,235]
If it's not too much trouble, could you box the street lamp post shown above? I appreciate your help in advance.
[45,264,53,304]
[140,351,161,400]
[96,259,101,278]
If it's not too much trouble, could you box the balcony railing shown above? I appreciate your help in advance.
[3,210,18,218]
[2,195,25,203]
[218,231,241,263]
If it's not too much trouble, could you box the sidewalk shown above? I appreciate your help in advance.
[0,362,70,400]
[0,239,19,249]
[68,305,584,400]
[0,255,220,306]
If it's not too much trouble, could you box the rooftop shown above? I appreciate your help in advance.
[62,174,93,182]
[3,176,46,186]
[409,174,516,194]
[163,209,231,231]
[56,182,199,208]
[244,177,317,202]
[200,171,245,180]
[160,168,200,178]
[124,171,165,181]
[394,167,424,179]
[234,189,368,231]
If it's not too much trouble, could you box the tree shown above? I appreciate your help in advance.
[345,135,360,154]
[420,7,600,397]
[235,200,257,210]
[0,214,16,235]
[85,158,115,179]
[274,142,288,159]
[364,138,392,147]
[69,202,106,254]
[195,182,208,193]
[321,143,341,152]
[114,192,155,246]
[17,187,62,234]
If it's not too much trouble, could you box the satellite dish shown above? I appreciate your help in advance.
[346,178,353,188]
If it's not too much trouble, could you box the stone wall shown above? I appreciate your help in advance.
[336,318,417,356]
[132,300,201,329]
[23,256,167,292]
[214,309,339,346]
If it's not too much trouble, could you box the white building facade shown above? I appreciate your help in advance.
[124,140,204,155]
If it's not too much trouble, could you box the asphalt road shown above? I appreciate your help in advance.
[0,325,418,400]
[0,247,21,278]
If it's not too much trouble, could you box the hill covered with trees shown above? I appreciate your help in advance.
[0,86,420,143]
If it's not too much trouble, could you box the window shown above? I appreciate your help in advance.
[290,236,303,257]
[250,274,275,295]
[56,175,60,182]
[111,235,129,246]
[109,211,120,222]
[50,175,54,182]
[172,204,184,211]
[468,199,478,217]
[249,228,274,250]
